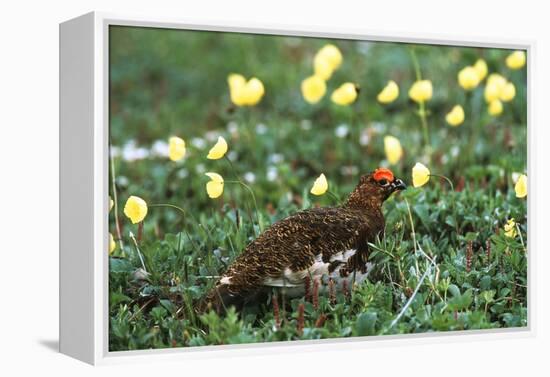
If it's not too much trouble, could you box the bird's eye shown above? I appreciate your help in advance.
[378,179,389,186]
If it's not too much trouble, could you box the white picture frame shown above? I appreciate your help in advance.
[59,11,535,365]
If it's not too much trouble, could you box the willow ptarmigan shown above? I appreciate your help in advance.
[202,168,406,312]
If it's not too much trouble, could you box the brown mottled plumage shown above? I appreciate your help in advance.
[200,168,406,313]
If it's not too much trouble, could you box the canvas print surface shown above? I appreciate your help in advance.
[108,25,527,351]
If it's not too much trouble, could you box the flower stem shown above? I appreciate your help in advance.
[409,48,431,149]
[429,174,455,192]
[109,146,125,254]
[149,203,209,250]
[224,156,263,234]
[129,230,147,273]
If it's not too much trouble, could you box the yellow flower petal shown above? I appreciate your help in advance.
[227,74,265,106]
[315,44,343,71]
[109,233,116,254]
[228,74,246,90]
[408,80,433,103]
[488,99,503,116]
[504,218,517,238]
[412,162,430,188]
[205,172,224,198]
[207,136,228,160]
[514,174,527,198]
[484,73,507,103]
[310,173,328,196]
[377,80,399,104]
[243,77,265,106]
[446,105,465,127]
[500,82,516,102]
[458,66,481,90]
[168,136,186,161]
[123,196,148,224]
[301,75,327,104]
[384,135,403,165]
[109,196,114,212]
[473,59,488,81]
[314,54,334,81]
[331,82,358,106]
[506,51,526,70]
[228,74,247,106]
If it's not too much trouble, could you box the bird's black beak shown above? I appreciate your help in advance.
[391,178,407,192]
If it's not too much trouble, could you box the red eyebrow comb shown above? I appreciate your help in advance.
[373,168,394,182]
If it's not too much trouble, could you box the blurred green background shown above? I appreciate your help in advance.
[108,26,527,350]
[109,25,526,223]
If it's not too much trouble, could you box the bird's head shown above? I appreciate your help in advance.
[345,168,406,209]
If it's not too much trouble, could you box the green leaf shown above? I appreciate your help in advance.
[355,312,378,336]
[480,275,492,291]
[448,284,461,297]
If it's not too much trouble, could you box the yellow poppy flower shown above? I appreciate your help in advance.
[384,135,403,165]
[310,173,328,196]
[506,51,526,70]
[445,105,465,127]
[500,82,516,102]
[412,162,430,188]
[228,73,247,105]
[109,196,113,212]
[514,174,527,198]
[408,80,433,103]
[301,75,327,104]
[227,74,265,106]
[458,66,481,90]
[205,172,224,199]
[123,196,148,224]
[504,218,517,238]
[484,73,507,102]
[377,80,399,104]
[109,233,116,254]
[168,136,186,161]
[331,83,358,106]
[314,54,334,81]
[473,59,488,81]
[207,136,228,160]
[488,99,503,116]
[315,44,343,71]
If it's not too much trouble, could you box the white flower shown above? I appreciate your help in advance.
[268,153,284,164]
[301,120,312,131]
[243,172,256,183]
[177,168,189,179]
[191,137,207,150]
[150,140,169,157]
[205,130,219,142]
[122,141,149,161]
[109,146,121,158]
[359,129,370,146]
[227,150,238,162]
[450,146,460,158]
[116,175,129,187]
[256,123,268,135]
[195,163,206,174]
[227,121,239,135]
[267,166,278,182]
[371,122,386,133]
[335,124,350,138]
